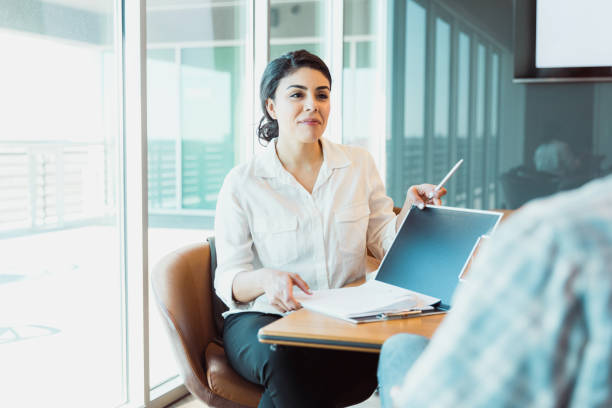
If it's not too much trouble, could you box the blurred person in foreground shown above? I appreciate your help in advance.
[377,174,612,407]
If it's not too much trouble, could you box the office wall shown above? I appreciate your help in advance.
[517,66,612,177]
[594,83,612,170]
[523,84,595,164]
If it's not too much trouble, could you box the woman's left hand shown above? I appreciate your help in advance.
[405,184,447,209]
[395,184,447,232]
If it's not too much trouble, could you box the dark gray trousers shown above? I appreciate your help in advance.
[223,312,379,408]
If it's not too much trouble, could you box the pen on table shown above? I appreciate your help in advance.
[427,158,464,200]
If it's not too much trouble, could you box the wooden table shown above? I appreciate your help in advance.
[258,308,445,353]
[259,209,513,353]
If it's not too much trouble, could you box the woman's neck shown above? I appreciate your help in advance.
[275,137,323,173]
[275,137,324,194]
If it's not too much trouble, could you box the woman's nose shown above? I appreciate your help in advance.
[304,97,318,111]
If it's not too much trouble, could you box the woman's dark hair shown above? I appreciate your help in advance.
[257,50,332,144]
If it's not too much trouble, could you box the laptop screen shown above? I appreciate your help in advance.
[375,205,502,308]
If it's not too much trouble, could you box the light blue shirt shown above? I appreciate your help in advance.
[392,175,612,407]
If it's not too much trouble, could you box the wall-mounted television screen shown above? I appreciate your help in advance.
[514,0,612,83]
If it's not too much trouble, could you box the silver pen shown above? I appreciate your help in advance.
[427,159,464,199]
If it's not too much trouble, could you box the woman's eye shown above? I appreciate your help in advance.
[290,92,303,98]
[318,93,329,100]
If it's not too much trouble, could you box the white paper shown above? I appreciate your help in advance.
[294,280,439,321]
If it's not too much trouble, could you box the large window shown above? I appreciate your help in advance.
[0,2,523,407]
[395,0,427,198]
[269,0,327,60]
[145,0,248,392]
[455,31,471,207]
[387,0,506,210]
[432,17,451,184]
[0,1,123,407]
[487,51,500,208]
[342,0,384,153]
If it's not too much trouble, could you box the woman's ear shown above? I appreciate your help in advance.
[266,98,277,120]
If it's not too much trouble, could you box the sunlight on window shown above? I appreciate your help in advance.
[0,3,123,406]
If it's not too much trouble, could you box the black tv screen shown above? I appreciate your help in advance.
[514,0,612,83]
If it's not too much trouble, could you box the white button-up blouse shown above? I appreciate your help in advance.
[214,137,397,316]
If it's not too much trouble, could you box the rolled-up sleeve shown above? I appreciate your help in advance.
[364,151,396,260]
[213,169,255,311]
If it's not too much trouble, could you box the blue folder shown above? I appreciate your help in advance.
[375,205,502,310]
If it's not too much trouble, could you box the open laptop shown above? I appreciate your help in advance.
[373,205,502,311]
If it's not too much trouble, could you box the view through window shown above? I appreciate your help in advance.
[0,1,124,407]
[145,0,249,391]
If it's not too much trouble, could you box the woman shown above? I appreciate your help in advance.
[214,50,445,408]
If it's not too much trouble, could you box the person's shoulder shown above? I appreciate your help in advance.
[221,157,258,191]
[337,141,371,157]
[325,139,374,164]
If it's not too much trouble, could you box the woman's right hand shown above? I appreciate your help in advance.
[262,270,312,313]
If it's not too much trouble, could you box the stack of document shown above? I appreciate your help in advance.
[294,280,440,324]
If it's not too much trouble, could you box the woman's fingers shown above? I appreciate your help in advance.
[282,279,301,310]
[427,186,446,205]
[271,300,289,313]
[264,270,311,312]
[290,273,312,295]
[407,184,447,208]
[271,278,299,312]
[407,185,426,209]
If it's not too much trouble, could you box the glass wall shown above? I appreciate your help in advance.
[454,31,471,207]
[342,0,382,150]
[487,52,500,208]
[387,0,506,210]
[390,0,427,199]
[0,1,124,407]
[145,0,248,390]
[269,0,326,60]
[432,17,451,184]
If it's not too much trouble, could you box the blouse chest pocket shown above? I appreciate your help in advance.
[334,202,370,255]
[252,216,299,267]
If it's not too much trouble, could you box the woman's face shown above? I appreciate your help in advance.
[266,67,331,145]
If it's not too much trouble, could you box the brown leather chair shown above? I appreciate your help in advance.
[151,239,263,408]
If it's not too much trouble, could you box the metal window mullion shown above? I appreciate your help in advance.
[243,0,256,160]
[114,0,128,404]
[494,50,503,208]
[448,19,459,206]
[424,1,435,183]
[328,0,343,144]
[390,0,407,203]
[269,36,322,45]
[467,32,477,207]
[482,46,491,209]
[122,0,150,406]
[375,0,389,184]
[252,0,269,156]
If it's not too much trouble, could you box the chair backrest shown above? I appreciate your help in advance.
[151,242,218,401]
[207,236,229,337]
[500,166,560,209]
[152,241,264,408]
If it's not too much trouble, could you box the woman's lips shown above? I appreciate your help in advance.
[300,119,320,125]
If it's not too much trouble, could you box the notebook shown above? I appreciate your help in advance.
[295,205,502,323]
